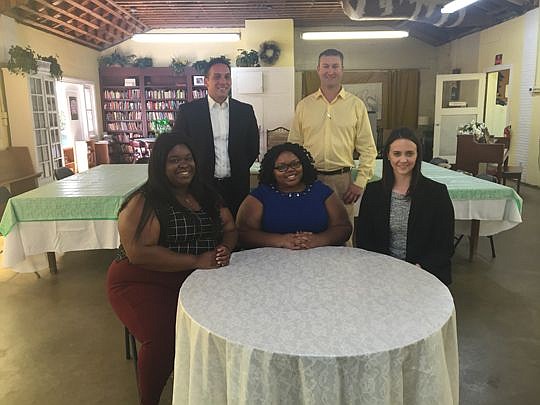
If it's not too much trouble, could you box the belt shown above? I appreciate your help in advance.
[317,167,351,176]
[214,177,232,182]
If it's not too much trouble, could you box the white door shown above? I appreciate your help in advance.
[29,74,62,184]
[433,73,486,163]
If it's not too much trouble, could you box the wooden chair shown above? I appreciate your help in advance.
[130,140,150,163]
[266,127,290,150]
[488,134,523,194]
[455,134,505,179]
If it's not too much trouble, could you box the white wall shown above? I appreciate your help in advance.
[293,28,440,119]
[438,8,540,186]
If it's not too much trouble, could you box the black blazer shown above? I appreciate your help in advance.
[172,97,259,199]
[356,175,455,285]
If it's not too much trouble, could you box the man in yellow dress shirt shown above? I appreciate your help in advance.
[288,48,377,244]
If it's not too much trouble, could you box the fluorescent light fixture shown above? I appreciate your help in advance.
[302,31,409,40]
[132,33,240,43]
[441,0,480,14]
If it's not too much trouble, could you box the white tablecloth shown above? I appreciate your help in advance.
[173,247,458,405]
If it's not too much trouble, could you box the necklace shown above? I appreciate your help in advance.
[177,193,195,209]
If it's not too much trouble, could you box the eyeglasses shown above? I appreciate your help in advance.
[274,160,302,172]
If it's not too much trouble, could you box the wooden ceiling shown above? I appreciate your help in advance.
[0,0,538,50]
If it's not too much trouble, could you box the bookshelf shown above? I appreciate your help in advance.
[99,66,204,163]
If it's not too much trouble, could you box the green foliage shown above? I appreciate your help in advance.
[191,59,209,74]
[7,45,63,80]
[235,49,259,67]
[7,45,38,76]
[98,49,136,67]
[170,57,190,74]
[39,55,63,80]
[133,57,153,68]
[259,41,281,66]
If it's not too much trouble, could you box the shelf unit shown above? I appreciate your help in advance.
[99,66,205,163]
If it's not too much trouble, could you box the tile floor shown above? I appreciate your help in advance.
[0,182,538,405]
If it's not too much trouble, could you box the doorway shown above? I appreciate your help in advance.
[484,66,510,138]
[55,80,98,172]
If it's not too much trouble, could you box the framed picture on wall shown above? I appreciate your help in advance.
[192,75,205,87]
[68,96,79,120]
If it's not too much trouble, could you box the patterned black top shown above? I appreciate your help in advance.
[116,197,222,261]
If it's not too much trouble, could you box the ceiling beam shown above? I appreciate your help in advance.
[17,4,108,45]
[33,0,100,30]
[16,17,103,49]
[61,0,132,37]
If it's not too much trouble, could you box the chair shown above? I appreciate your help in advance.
[124,326,139,396]
[54,167,75,180]
[487,130,523,194]
[0,186,11,222]
[455,134,505,179]
[266,127,289,150]
[0,187,12,254]
[130,140,150,163]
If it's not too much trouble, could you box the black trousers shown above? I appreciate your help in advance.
[213,177,241,219]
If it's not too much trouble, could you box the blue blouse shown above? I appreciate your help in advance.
[250,180,333,234]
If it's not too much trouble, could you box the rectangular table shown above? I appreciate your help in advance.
[251,160,523,260]
[0,164,147,273]
[1,160,522,273]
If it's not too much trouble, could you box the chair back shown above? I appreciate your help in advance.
[0,186,11,224]
[266,127,290,150]
[455,134,504,179]
[54,167,75,180]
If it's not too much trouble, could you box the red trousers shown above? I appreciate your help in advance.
[106,259,192,405]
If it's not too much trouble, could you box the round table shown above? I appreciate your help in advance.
[172,247,458,405]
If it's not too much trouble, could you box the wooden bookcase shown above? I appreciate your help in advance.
[99,66,206,163]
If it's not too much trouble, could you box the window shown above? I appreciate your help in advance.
[83,85,97,137]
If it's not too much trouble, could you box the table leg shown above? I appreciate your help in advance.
[47,252,58,274]
[468,220,480,261]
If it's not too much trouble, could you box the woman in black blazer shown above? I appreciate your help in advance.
[356,128,455,285]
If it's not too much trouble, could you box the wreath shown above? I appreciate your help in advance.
[259,41,281,66]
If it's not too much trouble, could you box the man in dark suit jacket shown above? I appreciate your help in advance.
[172,58,259,217]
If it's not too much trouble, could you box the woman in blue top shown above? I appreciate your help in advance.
[237,142,351,249]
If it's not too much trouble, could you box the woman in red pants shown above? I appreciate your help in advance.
[107,132,237,404]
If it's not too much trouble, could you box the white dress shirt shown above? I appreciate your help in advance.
[208,96,231,178]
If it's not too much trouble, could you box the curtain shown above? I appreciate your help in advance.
[386,69,419,130]
[301,69,419,131]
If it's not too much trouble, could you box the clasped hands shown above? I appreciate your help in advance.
[196,244,231,269]
[281,231,318,250]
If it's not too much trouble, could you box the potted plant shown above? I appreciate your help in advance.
[133,56,153,68]
[38,55,63,80]
[7,45,64,80]
[235,49,259,67]
[170,57,190,74]
[458,120,491,143]
[7,45,38,76]
[192,59,209,74]
[98,49,136,67]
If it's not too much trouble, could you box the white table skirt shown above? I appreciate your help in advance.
[173,247,458,405]
[1,220,119,272]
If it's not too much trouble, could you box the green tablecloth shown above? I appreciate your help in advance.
[250,160,522,211]
[1,160,522,238]
[0,164,147,236]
